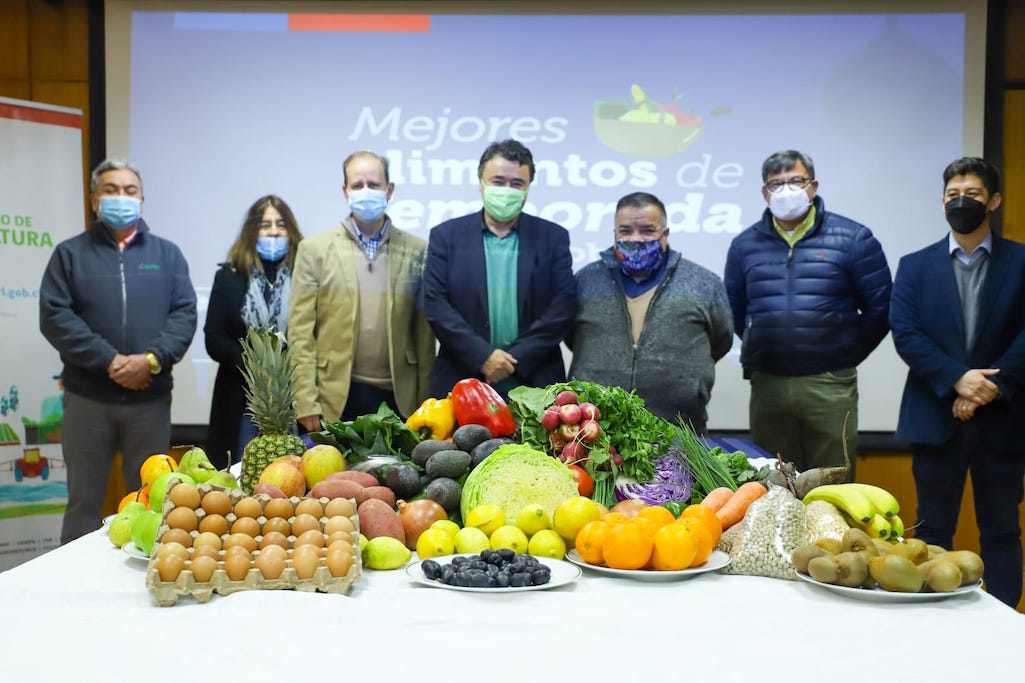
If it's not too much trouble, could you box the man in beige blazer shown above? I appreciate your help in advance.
[288,151,434,432]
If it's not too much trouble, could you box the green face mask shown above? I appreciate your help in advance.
[481,184,527,222]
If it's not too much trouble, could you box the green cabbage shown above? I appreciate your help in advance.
[460,444,579,524]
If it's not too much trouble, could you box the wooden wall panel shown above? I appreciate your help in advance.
[0,80,31,100]
[27,0,89,81]
[1006,0,1025,83]
[0,0,29,80]
[1004,91,1025,243]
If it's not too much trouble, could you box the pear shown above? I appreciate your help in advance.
[207,467,241,491]
[889,538,929,565]
[177,447,216,483]
[107,502,145,548]
[868,554,925,592]
[814,537,843,554]
[362,536,411,570]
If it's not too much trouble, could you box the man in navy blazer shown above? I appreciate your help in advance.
[891,157,1025,608]
[424,139,575,399]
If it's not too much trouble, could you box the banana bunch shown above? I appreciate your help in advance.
[802,483,904,540]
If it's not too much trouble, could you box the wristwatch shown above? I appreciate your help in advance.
[145,351,162,375]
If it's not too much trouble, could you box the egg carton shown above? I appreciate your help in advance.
[145,481,363,606]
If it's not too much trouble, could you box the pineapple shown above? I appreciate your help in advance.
[239,329,307,493]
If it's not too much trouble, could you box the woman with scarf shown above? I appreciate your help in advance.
[204,195,304,465]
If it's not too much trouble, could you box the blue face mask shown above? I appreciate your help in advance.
[615,240,665,278]
[97,195,141,229]
[256,235,289,262]
[347,188,389,223]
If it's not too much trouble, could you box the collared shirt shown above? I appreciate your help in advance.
[949,230,993,266]
[353,217,390,263]
[773,205,817,247]
[482,218,520,394]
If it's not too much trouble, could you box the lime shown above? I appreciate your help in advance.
[515,503,551,537]
[416,528,455,560]
[429,519,461,541]
[454,526,491,554]
[527,529,567,559]
[465,504,505,537]
[363,536,411,570]
[552,496,602,543]
[489,525,529,553]
[358,533,369,555]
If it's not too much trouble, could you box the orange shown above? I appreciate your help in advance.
[675,516,714,567]
[117,490,141,512]
[140,454,176,487]
[636,505,676,531]
[601,520,653,570]
[575,520,611,565]
[601,512,630,528]
[651,523,698,571]
[680,504,723,545]
[610,499,646,518]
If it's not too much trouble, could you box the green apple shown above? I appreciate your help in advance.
[130,510,162,556]
[148,471,196,515]
[301,444,346,489]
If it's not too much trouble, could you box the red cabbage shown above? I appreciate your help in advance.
[614,450,695,505]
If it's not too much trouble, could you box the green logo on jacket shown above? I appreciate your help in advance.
[138,263,160,271]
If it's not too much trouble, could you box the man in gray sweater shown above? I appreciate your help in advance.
[568,192,733,433]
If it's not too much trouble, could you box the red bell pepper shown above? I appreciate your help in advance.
[450,378,517,438]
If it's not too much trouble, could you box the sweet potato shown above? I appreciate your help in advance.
[357,498,404,542]
[309,478,364,501]
[363,485,396,508]
[325,470,380,488]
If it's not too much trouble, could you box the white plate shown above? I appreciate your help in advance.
[406,554,581,593]
[565,548,731,580]
[101,514,116,526]
[121,542,150,561]
[796,572,983,602]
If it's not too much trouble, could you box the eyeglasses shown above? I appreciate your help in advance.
[763,176,812,194]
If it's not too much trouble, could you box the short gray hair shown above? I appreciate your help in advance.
[761,150,815,182]
[90,158,144,194]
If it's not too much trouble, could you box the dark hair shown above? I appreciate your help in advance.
[943,157,1000,196]
[761,150,815,182]
[477,139,535,182]
[226,195,303,273]
[343,151,390,186]
[615,192,667,226]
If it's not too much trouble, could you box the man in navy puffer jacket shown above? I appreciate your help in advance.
[724,150,891,478]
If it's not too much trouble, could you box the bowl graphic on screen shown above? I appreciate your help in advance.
[594,84,710,158]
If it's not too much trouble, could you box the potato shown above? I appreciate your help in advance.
[325,470,380,488]
[310,478,364,501]
[357,498,404,542]
[363,485,396,508]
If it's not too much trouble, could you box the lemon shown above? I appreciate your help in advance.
[515,503,551,537]
[429,519,461,541]
[454,526,491,554]
[416,528,455,559]
[358,533,369,555]
[552,496,602,543]
[489,525,529,553]
[465,504,505,537]
[527,529,567,560]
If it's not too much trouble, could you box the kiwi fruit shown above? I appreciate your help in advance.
[868,554,925,592]
[938,550,985,585]
[888,538,929,565]
[814,537,843,554]
[842,527,876,555]
[792,544,832,574]
[917,559,963,592]
[807,556,841,584]
[833,551,870,588]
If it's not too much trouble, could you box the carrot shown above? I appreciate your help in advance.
[714,482,768,530]
[699,487,734,512]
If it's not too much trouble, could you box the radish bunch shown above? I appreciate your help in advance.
[541,390,604,466]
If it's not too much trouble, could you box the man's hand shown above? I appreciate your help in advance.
[954,368,1000,405]
[298,415,323,433]
[108,353,152,390]
[952,396,979,422]
[482,349,517,384]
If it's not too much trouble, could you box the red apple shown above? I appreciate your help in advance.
[258,458,306,497]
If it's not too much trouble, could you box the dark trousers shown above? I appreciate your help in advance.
[911,424,1025,608]
[340,381,398,422]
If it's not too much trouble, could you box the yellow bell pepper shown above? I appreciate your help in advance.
[405,396,456,440]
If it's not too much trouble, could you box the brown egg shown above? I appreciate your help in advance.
[159,527,193,548]
[201,490,233,517]
[294,529,326,549]
[191,545,221,561]
[166,506,199,532]
[259,531,290,551]
[192,531,222,552]
[224,551,251,581]
[188,554,217,583]
[254,546,287,580]
[328,539,355,556]
[231,516,261,537]
[326,547,354,578]
[223,532,258,552]
[264,498,294,520]
[324,515,355,535]
[261,517,291,537]
[155,541,189,563]
[324,498,355,518]
[294,498,324,519]
[168,484,201,509]
[156,554,186,582]
[233,497,263,519]
[291,513,321,537]
[198,513,228,536]
[325,531,353,548]
[291,545,322,579]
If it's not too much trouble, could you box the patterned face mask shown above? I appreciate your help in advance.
[615,239,665,278]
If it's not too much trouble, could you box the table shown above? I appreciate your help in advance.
[1,529,1022,682]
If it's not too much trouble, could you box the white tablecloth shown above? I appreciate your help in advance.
[1,529,1022,682]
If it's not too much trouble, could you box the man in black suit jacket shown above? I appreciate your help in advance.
[891,157,1025,608]
[424,139,575,399]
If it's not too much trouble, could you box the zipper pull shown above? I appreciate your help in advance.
[787,247,794,267]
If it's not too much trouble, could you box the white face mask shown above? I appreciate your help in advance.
[767,184,812,221]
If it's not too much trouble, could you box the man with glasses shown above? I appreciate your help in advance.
[568,192,732,432]
[39,158,197,543]
[424,139,575,399]
[724,150,891,477]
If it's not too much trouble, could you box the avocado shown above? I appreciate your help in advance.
[410,439,453,468]
[469,437,514,470]
[383,463,423,500]
[425,477,462,513]
[452,424,494,453]
[425,449,471,480]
